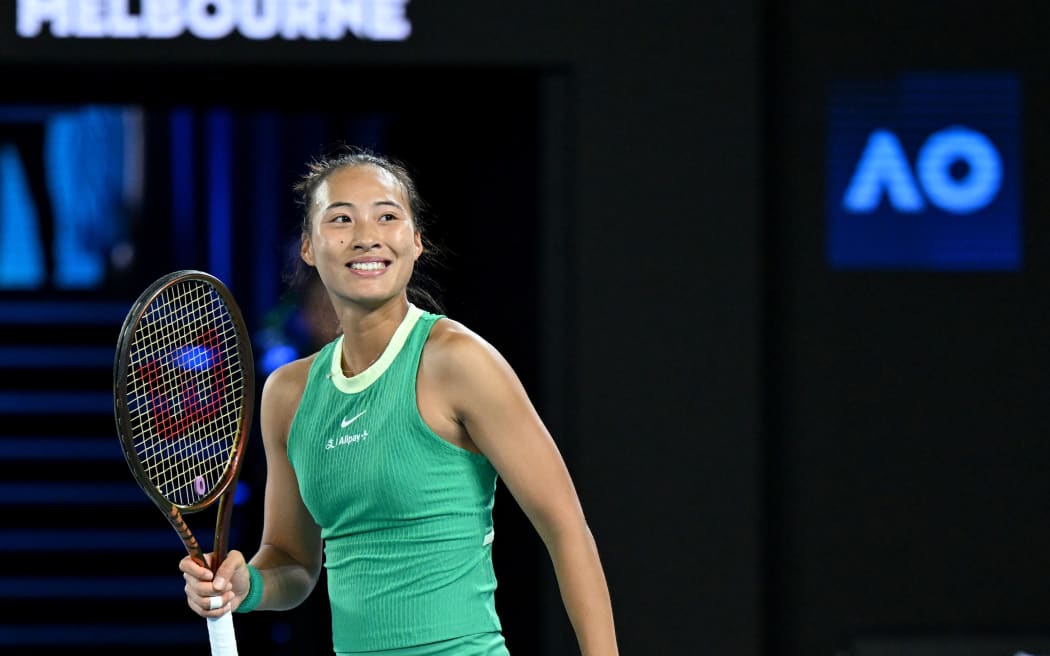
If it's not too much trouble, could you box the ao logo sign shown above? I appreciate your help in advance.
[842,125,1002,215]
[826,72,1021,271]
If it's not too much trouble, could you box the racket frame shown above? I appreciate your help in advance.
[113,269,255,571]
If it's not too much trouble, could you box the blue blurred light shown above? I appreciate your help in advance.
[261,343,298,376]
[234,480,252,505]
[0,143,45,288]
[172,344,215,371]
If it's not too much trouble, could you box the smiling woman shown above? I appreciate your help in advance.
[300,159,425,332]
[177,145,620,656]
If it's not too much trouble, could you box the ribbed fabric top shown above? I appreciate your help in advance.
[286,305,502,652]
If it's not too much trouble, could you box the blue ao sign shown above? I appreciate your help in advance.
[826,73,1021,271]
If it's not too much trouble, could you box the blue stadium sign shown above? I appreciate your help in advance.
[826,73,1022,271]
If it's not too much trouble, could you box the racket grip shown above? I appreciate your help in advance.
[207,613,239,656]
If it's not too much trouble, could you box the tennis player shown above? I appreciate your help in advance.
[179,146,619,655]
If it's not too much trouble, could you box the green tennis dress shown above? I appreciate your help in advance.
[287,305,509,655]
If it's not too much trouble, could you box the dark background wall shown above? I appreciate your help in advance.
[2,2,1048,656]
[764,2,1050,656]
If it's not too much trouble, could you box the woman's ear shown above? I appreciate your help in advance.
[300,234,315,266]
[414,231,423,260]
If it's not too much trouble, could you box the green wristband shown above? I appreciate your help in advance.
[235,564,264,614]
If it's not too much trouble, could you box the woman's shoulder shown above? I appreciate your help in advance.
[424,318,508,378]
[261,351,322,411]
[427,317,488,352]
[421,318,528,418]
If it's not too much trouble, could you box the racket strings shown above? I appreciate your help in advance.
[124,279,247,508]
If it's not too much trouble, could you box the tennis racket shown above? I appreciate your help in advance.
[113,269,255,656]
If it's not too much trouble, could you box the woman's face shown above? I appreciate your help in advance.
[300,164,423,309]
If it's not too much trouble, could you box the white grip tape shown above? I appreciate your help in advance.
[207,612,238,656]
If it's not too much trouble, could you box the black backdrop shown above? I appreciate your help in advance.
[764,2,1050,656]
[8,2,1050,655]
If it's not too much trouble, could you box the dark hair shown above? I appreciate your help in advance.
[284,144,445,313]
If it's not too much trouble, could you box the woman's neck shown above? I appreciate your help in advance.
[335,296,409,376]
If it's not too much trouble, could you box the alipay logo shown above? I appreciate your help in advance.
[826,73,1021,270]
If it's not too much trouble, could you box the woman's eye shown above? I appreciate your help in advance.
[332,214,351,223]
[379,213,397,222]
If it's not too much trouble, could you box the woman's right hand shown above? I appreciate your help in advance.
[179,550,251,617]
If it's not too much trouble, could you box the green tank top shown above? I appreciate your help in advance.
[286,305,503,652]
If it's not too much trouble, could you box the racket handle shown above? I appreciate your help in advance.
[207,613,239,656]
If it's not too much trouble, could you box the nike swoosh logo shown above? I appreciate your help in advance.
[340,411,366,428]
